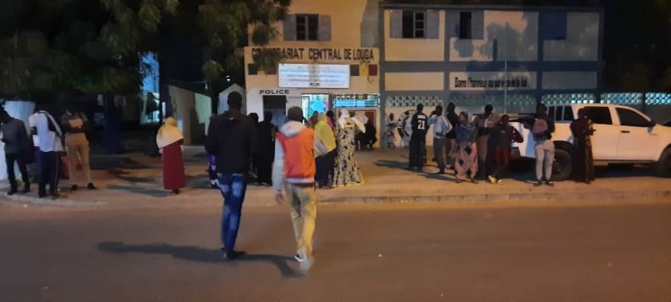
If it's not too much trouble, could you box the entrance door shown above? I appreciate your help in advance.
[263,95,287,126]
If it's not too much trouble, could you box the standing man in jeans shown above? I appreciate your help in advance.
[408,104,428,171]
[429,106,452,174]
[524,104,556,186]
[0,110,31,195]
[205,92,257,260]
[274,107,327,274]
[33,108,64,199]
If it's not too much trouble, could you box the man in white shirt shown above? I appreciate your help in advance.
[32,108,64,198]
[429,105,453,175]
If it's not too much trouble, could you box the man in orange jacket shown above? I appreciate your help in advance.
[273,107,327,274]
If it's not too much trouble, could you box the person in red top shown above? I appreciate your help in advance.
[273,107,327,275]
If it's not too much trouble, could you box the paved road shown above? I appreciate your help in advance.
[1,200,670,302]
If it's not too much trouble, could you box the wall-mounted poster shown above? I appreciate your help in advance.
[279,64,350,89]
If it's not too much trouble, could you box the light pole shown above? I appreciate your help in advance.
[504,22,509,113]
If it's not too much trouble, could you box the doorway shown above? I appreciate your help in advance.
[263,95,287,126]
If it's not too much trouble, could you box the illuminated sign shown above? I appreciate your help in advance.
[279,64,350,89]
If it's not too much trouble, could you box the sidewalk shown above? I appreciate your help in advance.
[2,146,670,209]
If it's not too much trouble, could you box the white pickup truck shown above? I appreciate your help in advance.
[510,104,671,180]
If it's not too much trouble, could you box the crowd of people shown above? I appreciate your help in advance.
[0,106,98,199]
[0,96,596,275]
[405,102,596,186]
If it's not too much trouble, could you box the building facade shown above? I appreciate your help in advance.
[380,3,603,146]
[243,0,382,135]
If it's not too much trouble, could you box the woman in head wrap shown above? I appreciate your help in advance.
[156,117,185,194]
[314,113,337,188]
[333,109,364,187]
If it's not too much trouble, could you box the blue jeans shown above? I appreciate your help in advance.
[218,174,247,253]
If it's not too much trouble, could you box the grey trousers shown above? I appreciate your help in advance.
[433,137,447,170]
[534,140,555,181]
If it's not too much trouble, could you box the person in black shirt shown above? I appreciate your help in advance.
[0,110,30,195]
[408,104,428,171]
[255,111,276,186]
[205,93,257,260]
[445,102,459,170]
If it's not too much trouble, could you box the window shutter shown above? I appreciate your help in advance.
[283,14,296,41]
[472,11,484,40]
[390,10,402,38]
[319,15,331,41]
[426,10,439,39]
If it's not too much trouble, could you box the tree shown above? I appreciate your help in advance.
[99,0,291,117]
[0,0,145,102]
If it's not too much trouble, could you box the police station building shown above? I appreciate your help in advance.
[243,0,381,133]
[379,3,603,146]
[244,1,603,147]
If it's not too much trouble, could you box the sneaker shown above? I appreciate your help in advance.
[545,181,555,187]
[294,254,305,263]
[222,249,246,260]
[488,176,497,184]
[496,179,503,185]
[87,183,97,190]
[534,181,543,187]
[297,249,313,274]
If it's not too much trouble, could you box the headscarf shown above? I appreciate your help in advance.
[339,108,365,133]
[353,112,368,125]
[156,117,183,148]
[315,114,336,153]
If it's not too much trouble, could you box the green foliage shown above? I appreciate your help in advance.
[0,0,145,100]
[98,0,291,89]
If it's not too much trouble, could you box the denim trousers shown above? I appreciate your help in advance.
[218,173,248,253]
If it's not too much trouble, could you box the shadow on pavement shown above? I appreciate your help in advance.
[106,185,170,198]
[97,242,300,278]
[374,160,409,170]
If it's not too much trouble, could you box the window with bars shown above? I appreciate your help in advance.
[402,10,426,39]
[296,14,319,41]
[459,11,472,39]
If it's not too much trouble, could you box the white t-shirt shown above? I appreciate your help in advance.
[34,112,64,152]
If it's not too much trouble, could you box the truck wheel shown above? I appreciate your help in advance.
[551,149,573,181]
[653,147,671,178]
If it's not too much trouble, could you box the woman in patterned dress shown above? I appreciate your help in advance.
[453,112,479,184]
[333,109,364,187]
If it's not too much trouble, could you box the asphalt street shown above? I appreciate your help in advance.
[1,200,670,302]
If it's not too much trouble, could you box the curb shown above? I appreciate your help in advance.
[2,189,669,208]
[0,193,107,207]
[319,190,671,204]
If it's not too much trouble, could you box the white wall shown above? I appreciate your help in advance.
[384,10,446,62]
[249,0,379,48]
[218,84,247,115]
[542,72,598,90]
[449,11,539,62]
[385,72,444,91]
[169,86,195,145]
[543,12,599,61]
